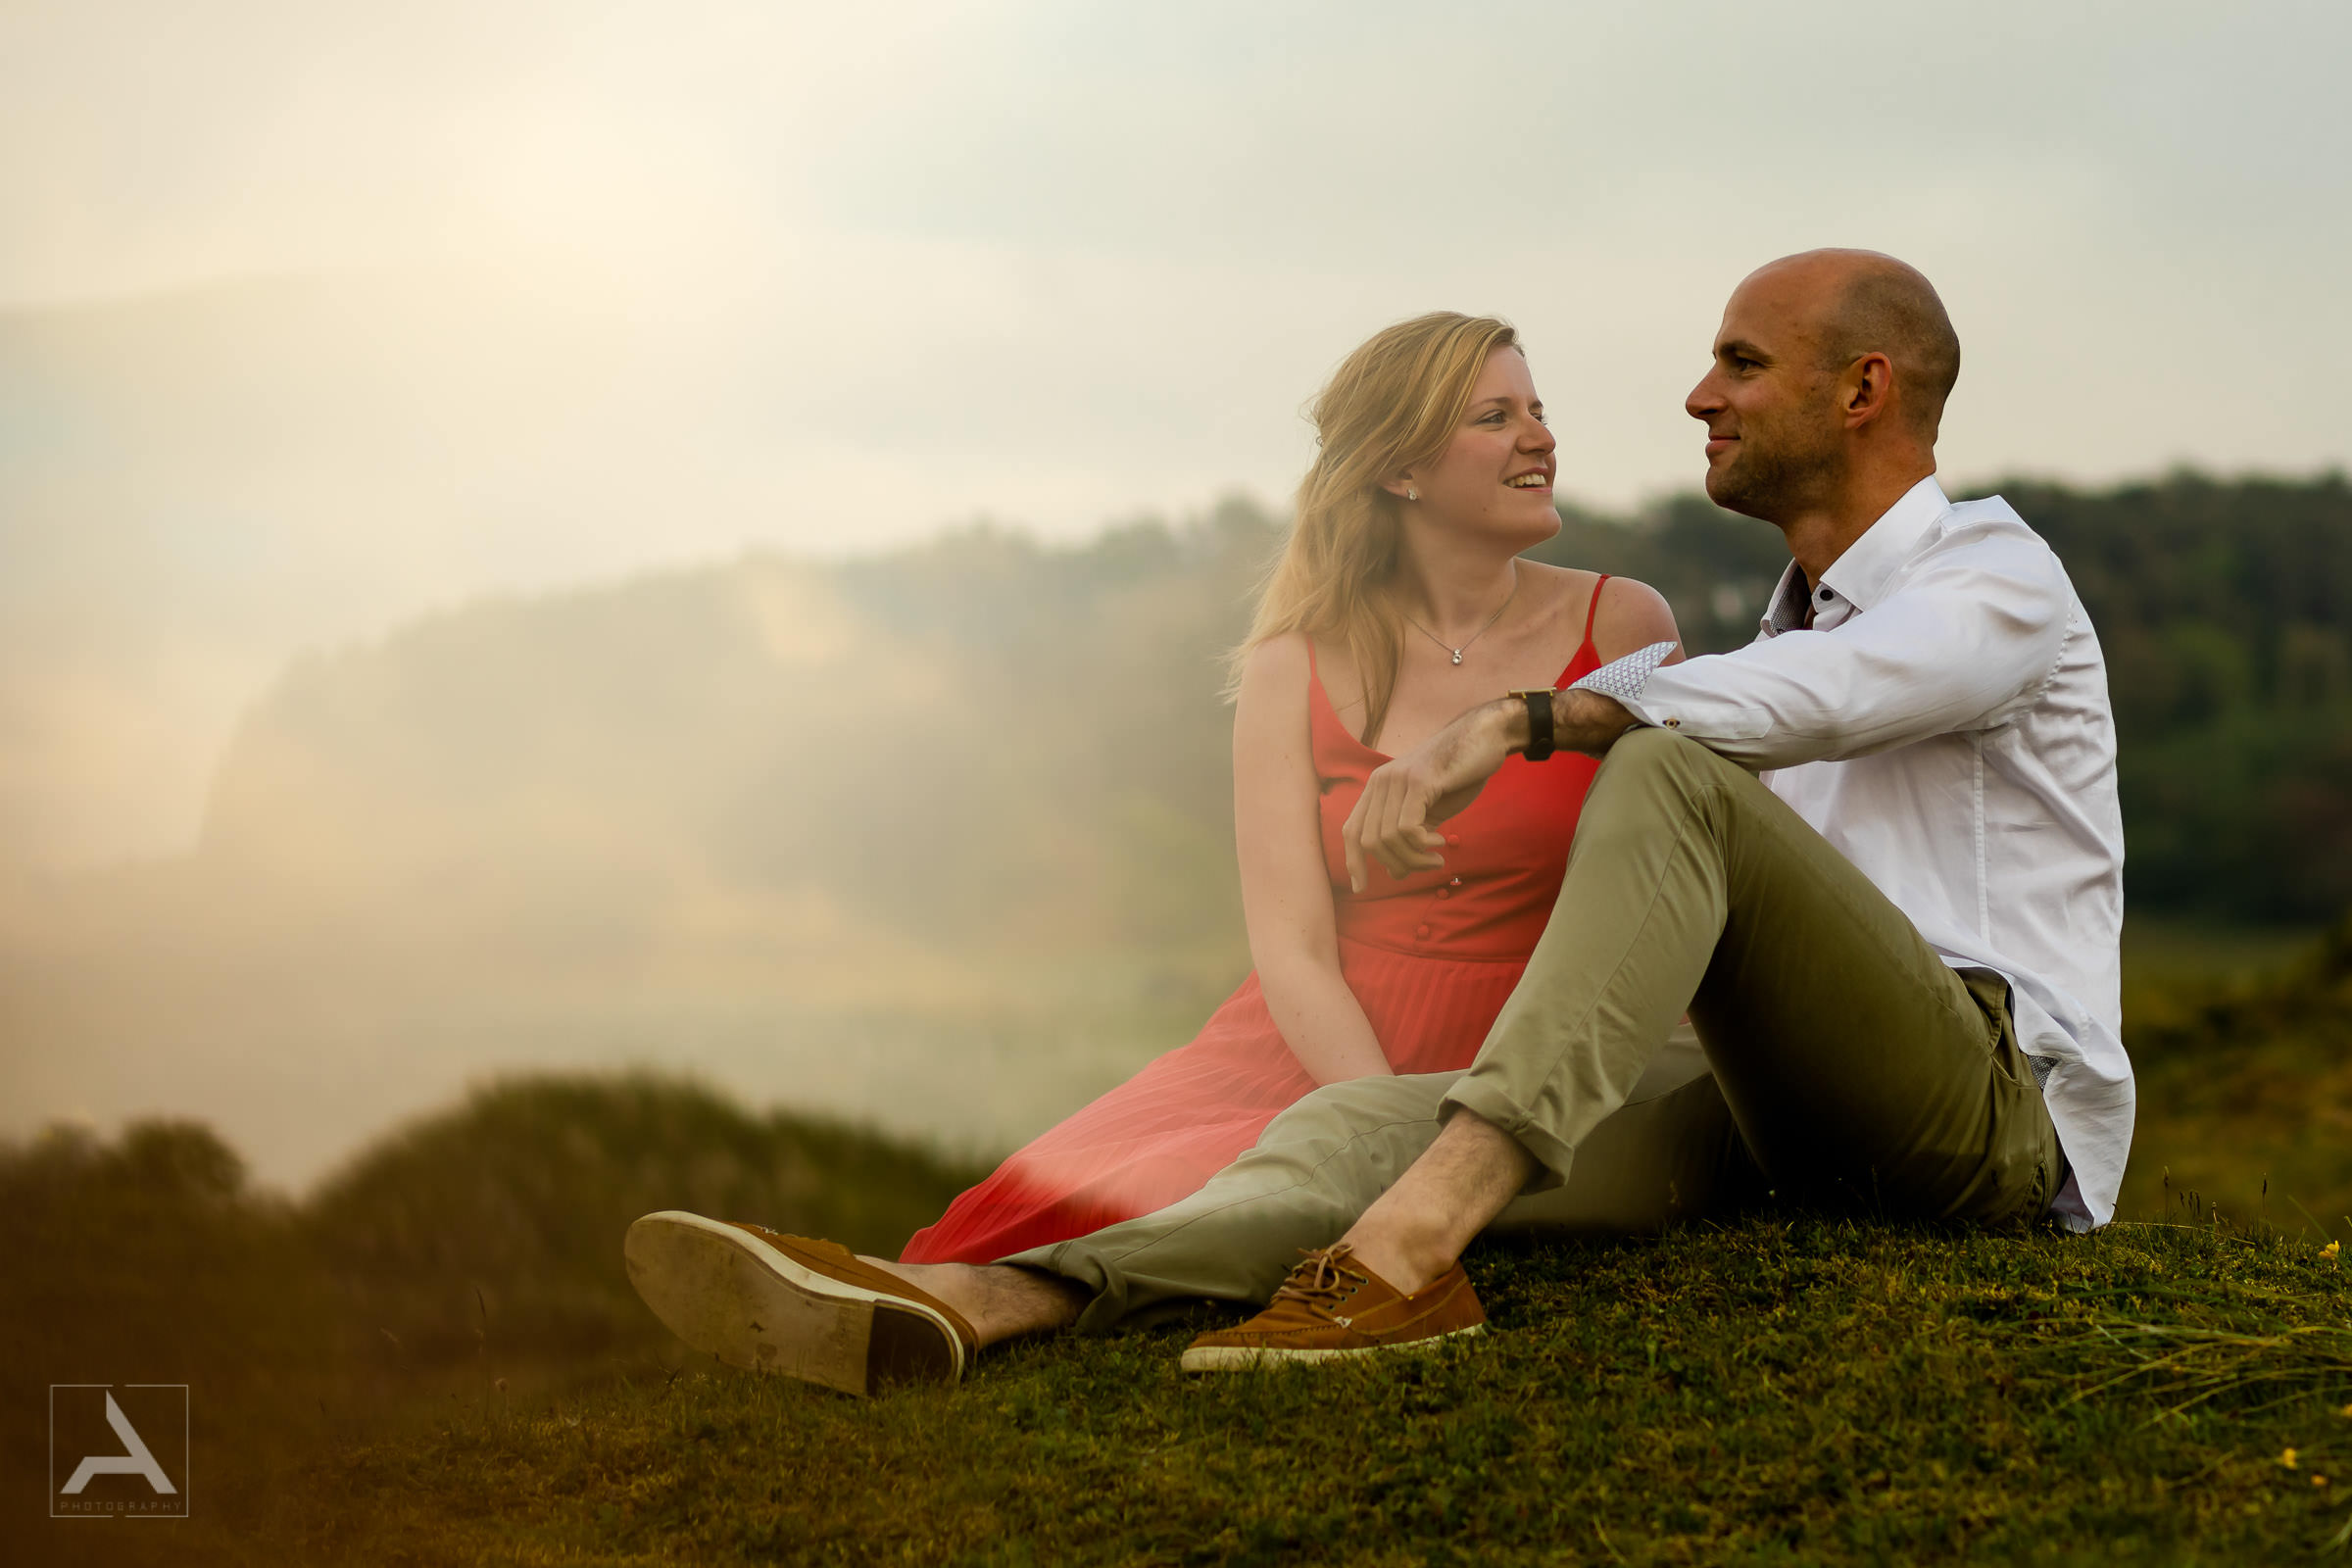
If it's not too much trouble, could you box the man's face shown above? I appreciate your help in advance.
[1685,266,1846,522]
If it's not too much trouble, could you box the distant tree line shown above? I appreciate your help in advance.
[1521,473,2352,922]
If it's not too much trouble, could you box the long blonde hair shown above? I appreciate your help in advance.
[1231,312,1520,745]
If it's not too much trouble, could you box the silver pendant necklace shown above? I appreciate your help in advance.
[1401,563,1520,665]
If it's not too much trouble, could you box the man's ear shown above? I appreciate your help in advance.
[1842,352,1896,429]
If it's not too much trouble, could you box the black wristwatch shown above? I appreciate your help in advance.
[1511,689,1556,761]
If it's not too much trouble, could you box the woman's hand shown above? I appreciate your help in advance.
[1342,700,1518,892]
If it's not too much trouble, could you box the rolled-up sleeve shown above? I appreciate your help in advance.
[1580,526,2072,770]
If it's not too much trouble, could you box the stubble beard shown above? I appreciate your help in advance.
[1705,415,1844,524]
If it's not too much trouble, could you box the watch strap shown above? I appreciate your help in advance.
[1512,689,1556,761]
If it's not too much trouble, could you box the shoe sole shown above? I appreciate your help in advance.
[623,1211,965,1396]
[1179,1323,1485,1372]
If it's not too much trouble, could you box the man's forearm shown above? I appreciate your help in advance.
[1553,688,1641,755]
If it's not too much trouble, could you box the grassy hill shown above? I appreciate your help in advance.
[0,1076,985,1566]
[8,920,2350,1564]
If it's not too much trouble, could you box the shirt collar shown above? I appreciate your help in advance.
[1755,474,1951,638]
[1817,474,1950,612]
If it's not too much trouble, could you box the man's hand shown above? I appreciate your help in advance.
[1343,701,1517,892]
[1341,689,1642,893]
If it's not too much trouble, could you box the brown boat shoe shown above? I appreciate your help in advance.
[1180,1242,1487,1371]
[624,1210,977,1396]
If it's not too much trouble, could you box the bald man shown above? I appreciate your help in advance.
[625,251,2130,1392]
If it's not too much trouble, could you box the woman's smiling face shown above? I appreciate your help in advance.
[1396,345,1560,548]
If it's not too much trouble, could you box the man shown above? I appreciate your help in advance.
[624,250,2129,1394]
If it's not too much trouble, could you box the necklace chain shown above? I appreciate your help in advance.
[1401,563,1520,666]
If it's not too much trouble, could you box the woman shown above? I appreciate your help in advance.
[900,312,1683,1264]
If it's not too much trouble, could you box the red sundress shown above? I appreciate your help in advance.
[899,581,1611,1264]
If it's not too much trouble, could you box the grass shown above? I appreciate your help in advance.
[9,919,2352,1565]
[123,1217,2352,1565]
[2120,915,2325,999]
[2118,915,2352,1234]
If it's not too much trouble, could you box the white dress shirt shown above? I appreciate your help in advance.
[1570,475,2130,1229]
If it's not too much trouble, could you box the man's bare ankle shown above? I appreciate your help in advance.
[858,1256,979,1315]
[858,1257,1085,1348]
[1341,1229,1455,1298]
[1337,1107,1535,1294]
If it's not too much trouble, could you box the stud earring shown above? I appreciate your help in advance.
[1406,486,1419,502]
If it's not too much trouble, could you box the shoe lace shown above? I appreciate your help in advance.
[1269,1243,1368,1317]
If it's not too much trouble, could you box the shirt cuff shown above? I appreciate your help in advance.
[1566,641,1678,714]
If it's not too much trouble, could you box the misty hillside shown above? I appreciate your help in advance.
[200,470,2352,949]
[196,502,1271,958]
[0,505,1284,1186]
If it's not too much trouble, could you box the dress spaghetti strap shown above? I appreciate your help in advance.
[1582,573,1611,653]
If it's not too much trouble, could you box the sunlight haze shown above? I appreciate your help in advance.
[5,1,2347,868]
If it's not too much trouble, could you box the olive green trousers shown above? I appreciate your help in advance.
[1007,728,2062,1333]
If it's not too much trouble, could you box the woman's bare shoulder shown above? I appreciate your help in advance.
[1589,574,1684,662]
[1520,562,1681,661]
[1239,630,1312,689]
[1236,631,1318,719]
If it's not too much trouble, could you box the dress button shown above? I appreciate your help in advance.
[1445,833,1461,847]
[1437,888,1452,900]
[1416,923,1432,938]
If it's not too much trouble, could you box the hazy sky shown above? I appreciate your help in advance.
[4,0,2350,867]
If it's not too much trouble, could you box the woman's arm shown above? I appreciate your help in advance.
[1232,634,1394,1085]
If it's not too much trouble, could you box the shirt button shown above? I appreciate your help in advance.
[1664,717,1682,729]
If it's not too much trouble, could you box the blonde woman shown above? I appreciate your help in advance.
[901,313,1683,1263]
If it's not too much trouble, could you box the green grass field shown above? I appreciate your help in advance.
[19,1209,2352,1566]
[295,1219,2352,1565]
[8,917,2350,1565]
